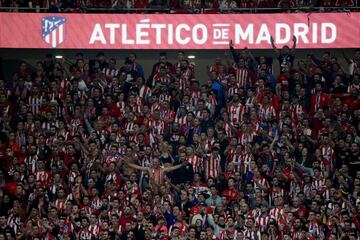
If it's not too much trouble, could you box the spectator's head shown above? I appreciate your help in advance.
[0,214,6,227]
[177,51,185,60]
[322,51,330,61]
[129,53,137,63]
[282,45,290,54]
[159,52,167,62]
[96,52,105,62]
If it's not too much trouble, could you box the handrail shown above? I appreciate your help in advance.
[0,6,358,13]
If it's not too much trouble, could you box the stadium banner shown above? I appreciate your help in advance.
[0,12,359,49]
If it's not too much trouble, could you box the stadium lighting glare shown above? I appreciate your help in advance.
[55,55,63,59]
[188,55,196,59]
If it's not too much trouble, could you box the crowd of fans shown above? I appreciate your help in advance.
[0,0,357,12]
[0,38,359,240]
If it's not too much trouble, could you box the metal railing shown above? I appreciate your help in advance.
[0,5,358,14]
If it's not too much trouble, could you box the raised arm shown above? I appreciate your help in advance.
[269,132,278,152]
[245,47,258,66]
[163,161,187,173]
[125,161,148,172]
[270,36,280,55]
[342,51,352,64]
[291,35,297,53]
[229,40,240,66]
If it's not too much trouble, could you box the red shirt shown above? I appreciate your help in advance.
[343,96,360,111]
[134,0,148,8]
[310,92,332,115]
[257,91,280,110]
[282,167,303,181]
[221,189,238,202]
[190,205,213,215]
[119,215,135,229]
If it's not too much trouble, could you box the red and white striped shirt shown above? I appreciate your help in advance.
[228,103,245,125]
[187,155,203,173]
[79,230,93,240]
[321,145,334,163]
[88,224,100,236]
[245,96,256,112]
[238,132,256,145]
[209,95,217,106]
[290,180,301,198]
[115,101,125,114]
[227,86,238,99]
[161,110,176,121]
[150,103,162,113]
[91,198,102,210]
[148,119,166,135]
[241,153,253,174]
[159,94,172,103]
[69,118,83,134]
[205,153,221,179]
[129,103,141,114]
[68,170,79,186]
[35,170,50,186]
[235,68,252,88]
[322,188,331,202]
[229,153,241,172]
[191,90,201,105]
[174,76,184,92]
[256,214,270,232]
[194,110,203,120]
[105,172,122,185]
[152,73,172,86]
[82,206,93,216]
[102,68,118,81]
[124,122,135,133]
[224,122,232,138]
[104,155,121,165]
[175,115,187,126]
[259,104,276,122]
[28,95,43,114]
[307,222,321,237]
[60,79,70,93]
[269,207,284,221]
[292,104,306,118]
[139,85,151,100]
[312,177,325,191]
[243,229,260,240]
[25,155,38,174]
[54,199,66,210]
[254,177,270,191]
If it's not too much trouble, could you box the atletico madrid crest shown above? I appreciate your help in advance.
[42,16,66,48]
